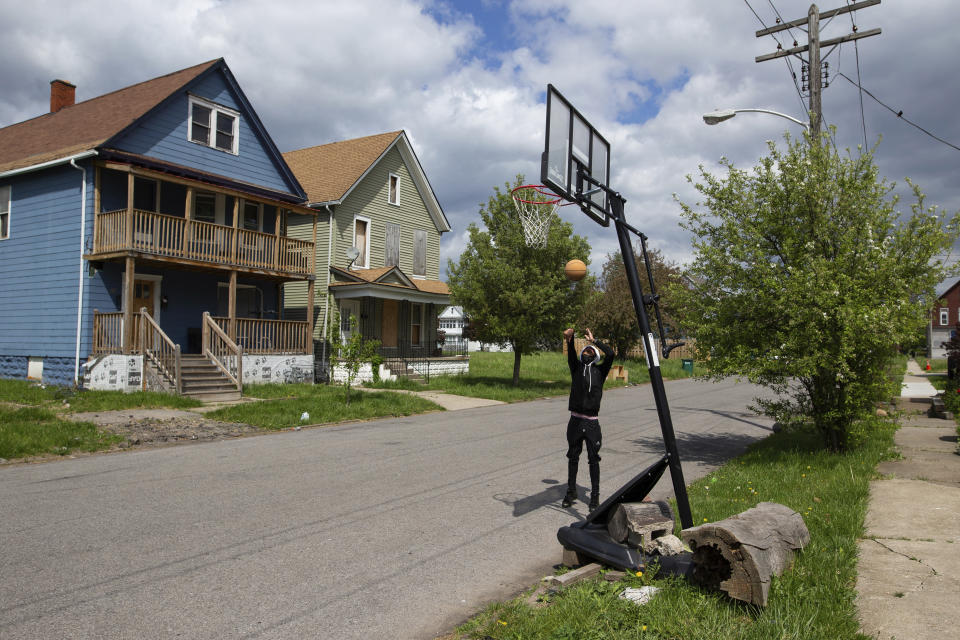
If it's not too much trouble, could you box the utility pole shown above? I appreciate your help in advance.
[755,0,881,138]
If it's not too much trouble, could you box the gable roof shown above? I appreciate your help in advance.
[329,265,449,297]
[283,130,451,233]
[0,60,218,174]
[0,59,307,201]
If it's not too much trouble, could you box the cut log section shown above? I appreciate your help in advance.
[681,501,810,606]
[607,500,675,551]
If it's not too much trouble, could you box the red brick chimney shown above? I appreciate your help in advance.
[50,79,76,113]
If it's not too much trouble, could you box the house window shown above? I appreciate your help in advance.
[188,96,239,154]
[354,217,370,268]
[385,222,400,267]
[411,303,423,345]
[940,308,949,326]
[0,185,9,240]
[413,229,426,276]
[388,174,400,205]
[242,200,262,231]
[194,192,217,224]
[133,177,158,212]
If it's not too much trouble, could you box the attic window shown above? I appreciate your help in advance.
[188,96,239,154]
[388,174,400,205]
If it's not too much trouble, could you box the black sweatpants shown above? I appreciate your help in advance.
[566,415,602,496]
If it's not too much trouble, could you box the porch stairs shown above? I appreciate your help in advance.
[383,358,426,383]
[180,354,242,402]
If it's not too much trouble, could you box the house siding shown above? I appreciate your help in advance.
[334,146,441,278]
[0,161,99,383]
[111,69,297,197]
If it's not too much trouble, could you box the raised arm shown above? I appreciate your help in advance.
[565,328,577,373]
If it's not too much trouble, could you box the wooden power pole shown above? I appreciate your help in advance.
[755,0,882,138]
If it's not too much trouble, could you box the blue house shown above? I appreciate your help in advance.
[0,59,319,400]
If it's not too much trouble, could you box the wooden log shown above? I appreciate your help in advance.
[681,501,809,606]
[607,500,675,551]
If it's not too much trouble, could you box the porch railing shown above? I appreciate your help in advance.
[377,342,468,382]
[139,307,182,394]
[92,310,142,354]
[212,317,310,354]
[94,209,313,276]
[202,312,242,392]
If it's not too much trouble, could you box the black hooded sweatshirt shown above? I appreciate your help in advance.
[567,335,614,416]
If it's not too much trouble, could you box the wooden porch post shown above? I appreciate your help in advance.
[125,172,134,249]
[228,270,237,342]
[273,208,282,270]
[123,256,135,353]
[306,279,315,354]
[93,166,101,252]
[184,186,193,259]
[231,197,239,264]
[311,214,318,273]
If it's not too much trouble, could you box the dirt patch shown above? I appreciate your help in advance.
[69,409,262,448]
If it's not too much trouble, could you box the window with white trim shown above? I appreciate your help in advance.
[411,303,423,345]
[0,185,9,240]
[354,216,370,268]
[188,96,239,154]
[940,308,949,325]
[388,173,400,205]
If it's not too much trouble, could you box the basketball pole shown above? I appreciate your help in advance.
[603,186,694,530]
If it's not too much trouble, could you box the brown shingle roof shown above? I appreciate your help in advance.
[282,131,401,204]
[0,60,219,174]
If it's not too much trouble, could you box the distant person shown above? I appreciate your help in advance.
[562,327,614,511]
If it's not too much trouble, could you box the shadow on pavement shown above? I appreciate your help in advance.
[654,406,774,431]
[628,430,765,466]
[494,483,589,518]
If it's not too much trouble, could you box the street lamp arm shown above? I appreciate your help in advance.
[702,108,809,131]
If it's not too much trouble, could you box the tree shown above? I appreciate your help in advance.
[447,176,592,386]
[329,314,381,405]
[673,134,958,451]
[580,248,681,360]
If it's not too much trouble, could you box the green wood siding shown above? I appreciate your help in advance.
[333,147,441,278]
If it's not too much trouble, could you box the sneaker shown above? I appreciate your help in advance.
[589,495,600,511]
[561,492,577,508]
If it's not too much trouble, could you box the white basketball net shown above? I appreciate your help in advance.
[511,185,560,248]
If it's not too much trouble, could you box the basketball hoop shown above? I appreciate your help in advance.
[511,184,561,248]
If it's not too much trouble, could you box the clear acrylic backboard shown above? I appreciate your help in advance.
[541,84,611,227]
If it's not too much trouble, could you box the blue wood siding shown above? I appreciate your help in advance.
[0,162,99,363]
[110,69,298,197]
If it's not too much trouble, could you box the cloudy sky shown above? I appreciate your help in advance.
[1,0,956,275]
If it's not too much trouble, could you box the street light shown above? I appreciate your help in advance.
[703,108,809,132]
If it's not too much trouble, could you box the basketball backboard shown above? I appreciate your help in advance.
[541,84,611,227]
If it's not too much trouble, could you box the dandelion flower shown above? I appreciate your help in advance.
[636,571,643,577]
[802,474,806,478]
[498,620,507,626]
[642,625,648,631]
[703,517,708,522]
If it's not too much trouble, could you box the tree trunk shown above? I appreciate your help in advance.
[512,348,522,387]
[681,502,810,606]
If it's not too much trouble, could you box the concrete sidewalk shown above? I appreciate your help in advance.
[899,358,939,399]
[855,401,960,639]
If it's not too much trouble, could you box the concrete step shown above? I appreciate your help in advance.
[183,389,243,403]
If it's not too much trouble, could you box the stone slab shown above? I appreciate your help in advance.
[864,479,960,541]
[856,538,960,640]
[877,457,960,487]
[548,563,602,588]
[901,415,959,428]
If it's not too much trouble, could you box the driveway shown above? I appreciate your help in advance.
[0,377,771,639]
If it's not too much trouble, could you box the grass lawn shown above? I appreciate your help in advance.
[0,405,123,459]
[454,417,897,640]
[926,357,947,373]
[0,379,199,459]
[207,384,443,430]
[365,351,697,403]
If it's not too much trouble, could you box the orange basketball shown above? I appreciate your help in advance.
[565,259,587,281]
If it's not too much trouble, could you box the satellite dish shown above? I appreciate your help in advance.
[346,246,360,269]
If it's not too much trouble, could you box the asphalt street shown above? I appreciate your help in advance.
[0,377,772,639]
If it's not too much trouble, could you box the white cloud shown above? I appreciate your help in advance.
[1,0,958,277]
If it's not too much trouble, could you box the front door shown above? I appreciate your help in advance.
[133,279,154,314]
[381,300,398,348]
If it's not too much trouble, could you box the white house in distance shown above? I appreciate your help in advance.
[438,305,512,353]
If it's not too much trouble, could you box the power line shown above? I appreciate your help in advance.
[846,0,868,150]
[836,72,960,153]
[743,0,808,116]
